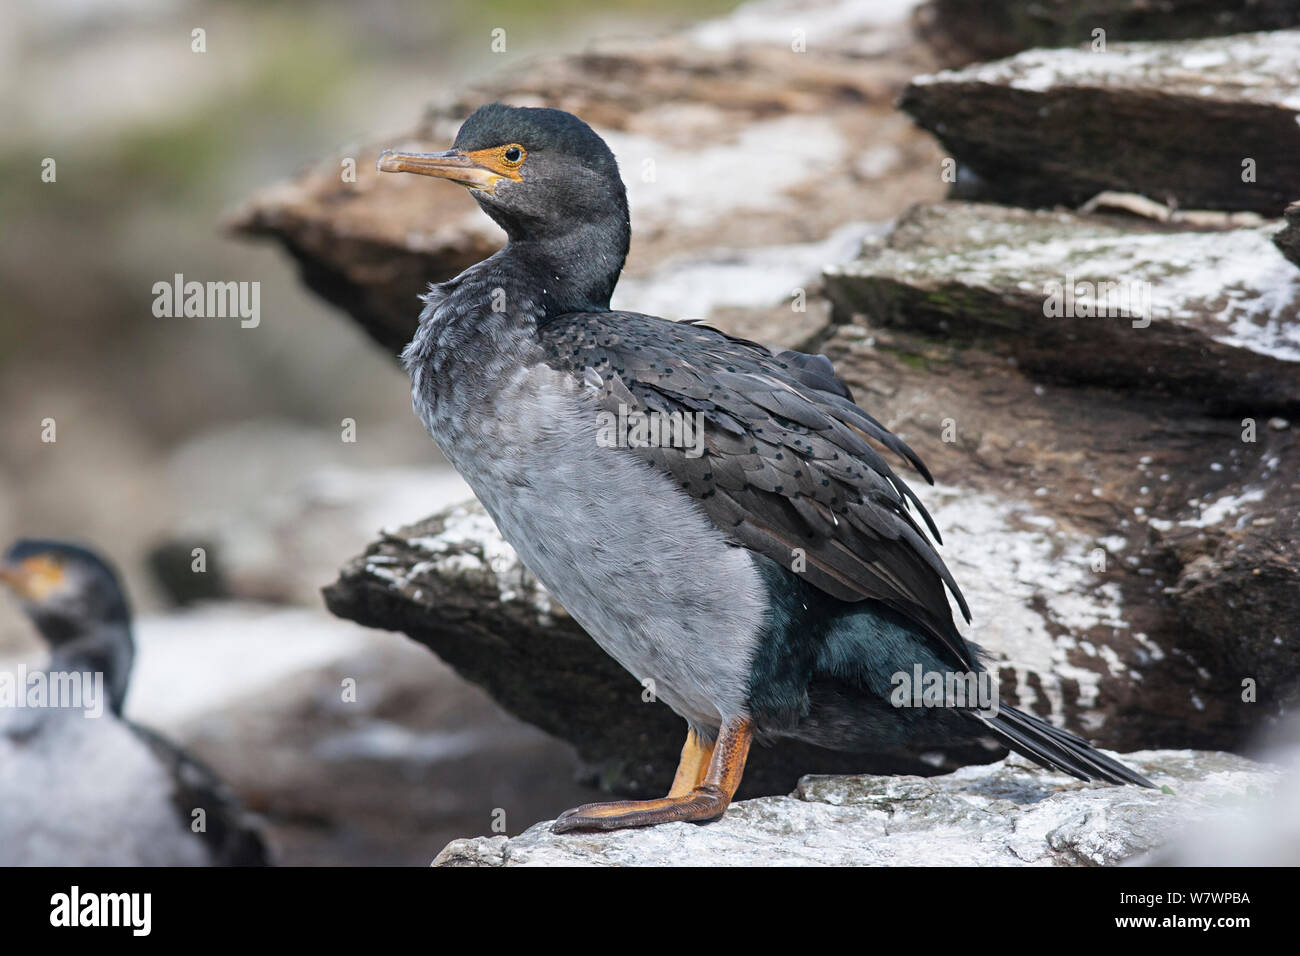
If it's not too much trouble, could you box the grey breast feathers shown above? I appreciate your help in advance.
[536,311,975,669]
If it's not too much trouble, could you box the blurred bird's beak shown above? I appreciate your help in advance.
[0,561,29,595]
[376,149,506,193]
[0,558,62,601]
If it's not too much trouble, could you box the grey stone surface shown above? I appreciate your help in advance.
[823,201,1300,409]
[433,750,1283,866]
[901,31,1300,215]
[1275,201,1300,271]
[915,0,1300,67]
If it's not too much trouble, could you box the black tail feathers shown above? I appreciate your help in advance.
[970,705,1155,788]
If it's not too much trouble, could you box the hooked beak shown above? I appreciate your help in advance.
[376,148,505,193]
[0,561,30,597]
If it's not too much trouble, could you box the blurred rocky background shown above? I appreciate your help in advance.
[0,0,735,865]
[3,0,1297,865]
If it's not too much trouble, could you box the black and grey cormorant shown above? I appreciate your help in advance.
[378,104,1153,832]
[0,539,270,865]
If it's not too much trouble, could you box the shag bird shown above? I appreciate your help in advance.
[378,104,1153,832]
[0,539,270,865]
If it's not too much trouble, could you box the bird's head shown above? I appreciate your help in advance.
[0,539,130,642]
[377,103,628,245]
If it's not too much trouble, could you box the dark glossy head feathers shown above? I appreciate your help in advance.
[457,104,628,246]
[452,103,621,184]
[0,539,131,642]
[379,104,630,311]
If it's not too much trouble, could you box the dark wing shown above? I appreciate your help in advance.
[538,311,974,668]
[129,722,272,866]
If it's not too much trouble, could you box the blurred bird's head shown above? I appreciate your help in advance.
[0,540,130,642]
[377,103,629,248]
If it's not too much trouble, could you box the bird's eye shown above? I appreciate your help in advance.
[501,145,525,166]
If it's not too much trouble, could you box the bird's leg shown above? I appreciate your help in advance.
[667,727,715,797]
[552,716,752,833]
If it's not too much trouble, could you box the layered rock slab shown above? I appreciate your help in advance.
[433,750,1284,866]
[900,31,1300,215]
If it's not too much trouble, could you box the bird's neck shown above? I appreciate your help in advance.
[499,211,630,319]
[40,616,135,717]
[404,206,630,415]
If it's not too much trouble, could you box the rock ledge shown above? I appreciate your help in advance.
[433,750,1278,866]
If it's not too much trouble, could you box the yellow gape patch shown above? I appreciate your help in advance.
[464,143,527,180]
[0,555,66,601]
